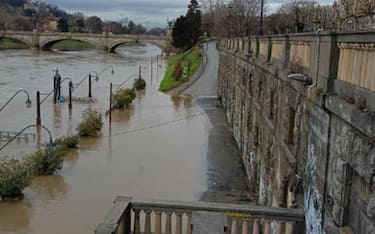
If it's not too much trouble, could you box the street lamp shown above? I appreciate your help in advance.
[88,71,99,98]
[72,66,114,97]
[258,0,264,36]
[98,65,114,76]
[0,89,32,112]
[0,124,54,152]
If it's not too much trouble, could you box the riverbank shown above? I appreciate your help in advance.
[0,38,28,50]
[51,39,94,51]
[159,44,203,92]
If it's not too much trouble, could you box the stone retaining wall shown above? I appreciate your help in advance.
[217,31,375,234]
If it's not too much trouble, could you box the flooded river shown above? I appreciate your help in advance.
[0,46,210,234]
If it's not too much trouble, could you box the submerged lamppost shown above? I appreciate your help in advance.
[72,66,114,99]
[0,124,54,152]
[53,69,62,104]
[0,89,32,112]
[61,77,74,109]
[88,71,99,98]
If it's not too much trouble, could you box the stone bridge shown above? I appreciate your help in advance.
[0,30,173,53]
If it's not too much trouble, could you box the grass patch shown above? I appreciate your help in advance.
[159,44,203,92]
[0,38,28,50]
[52,39,94,51]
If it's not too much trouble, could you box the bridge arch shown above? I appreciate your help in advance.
[108,39,170,54]
[0,35,32,48]
[39,37,99,51]
[40,38,97,51]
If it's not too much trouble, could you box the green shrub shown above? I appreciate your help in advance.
[112,88,136,109]
[0,158,33,199]
[133,77,146,90]
[30,146,64,176]
[55,135,79,148]
[76,107,103,137]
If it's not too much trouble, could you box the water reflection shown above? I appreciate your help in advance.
[171,95,193,110]
[111,106,134,123]
[78,136,101,151]
[28,175,67,200]
[183,95,193,108]
[171,95,182,109]
[0,200,32,233]
[63,149,79,165]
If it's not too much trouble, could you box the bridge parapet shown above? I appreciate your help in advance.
[0,31,172,54]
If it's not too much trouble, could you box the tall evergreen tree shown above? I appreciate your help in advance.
[172,0,202,50]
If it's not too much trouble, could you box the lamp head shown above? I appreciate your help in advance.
[25,98,32,108]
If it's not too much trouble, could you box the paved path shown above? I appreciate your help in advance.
[184,41,252,204]
[183,42,254,233]
[183,41,219,97]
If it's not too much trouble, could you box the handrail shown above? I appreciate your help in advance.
[96,196,305,234]
[126,197,304,222]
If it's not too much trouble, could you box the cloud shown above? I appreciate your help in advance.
[43,0,335,28]
[43,0,187,27]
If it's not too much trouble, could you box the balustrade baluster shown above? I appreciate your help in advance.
[241,219,249,234]
[285,221,294,234]
[165,211,172,234]
[144,210,151,234]
[175,211,183,234]
[231,218,238,234]
[252,220,259,234]
[155,210,162,234]
[186,212,192,234]
[134,209,141,234]
[264,221,271,234]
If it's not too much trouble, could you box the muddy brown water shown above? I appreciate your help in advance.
[0,45,210,234]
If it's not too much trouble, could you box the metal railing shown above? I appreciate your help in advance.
[95,196,305,234]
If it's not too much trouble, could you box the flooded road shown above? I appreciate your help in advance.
[0,46,210,233]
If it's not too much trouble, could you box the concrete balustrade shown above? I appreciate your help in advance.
[259,37,269,60]
[337,42,375,91]
[270,36,287,65]
[289,40,311,70]
[96,197,305,234]
[219,31,375,95]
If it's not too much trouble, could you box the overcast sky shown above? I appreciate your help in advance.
[42,0,335,28]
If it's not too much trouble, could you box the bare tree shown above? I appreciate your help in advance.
[336,0,375,29]
[201,0,260,37]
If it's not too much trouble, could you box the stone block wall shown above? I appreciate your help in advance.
[217,31,375,234]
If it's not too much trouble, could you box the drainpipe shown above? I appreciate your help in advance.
[307,29,324,98]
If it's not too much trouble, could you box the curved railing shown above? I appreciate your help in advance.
[0,124,54,152]
[0,89,32,112]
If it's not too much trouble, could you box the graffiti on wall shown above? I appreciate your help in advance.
[304,143,323,234]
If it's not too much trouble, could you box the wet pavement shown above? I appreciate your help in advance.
[196,97,252,204]
[184,42,253,204]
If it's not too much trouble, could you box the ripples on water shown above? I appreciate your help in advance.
[0,45,208,234]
